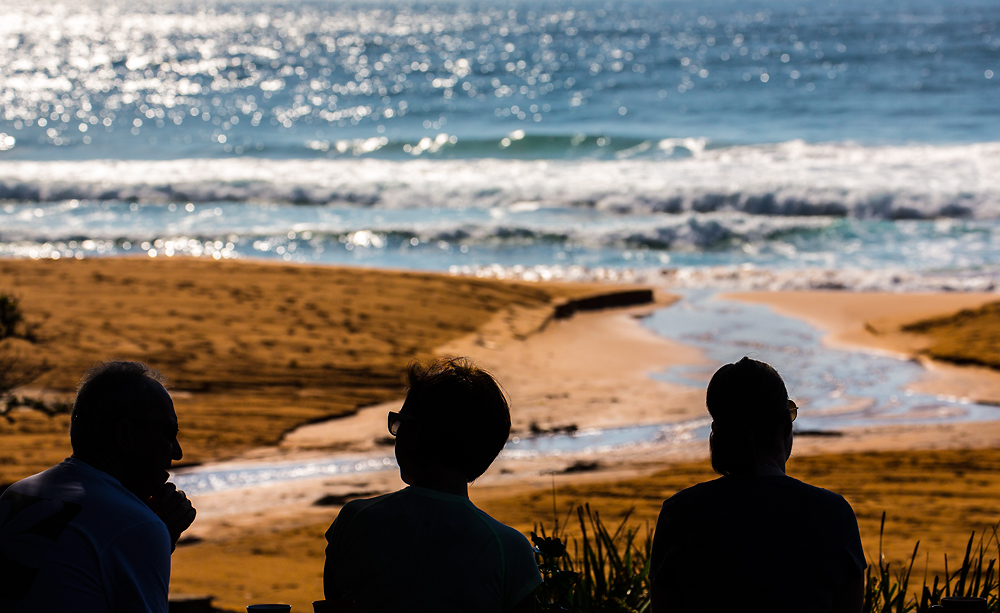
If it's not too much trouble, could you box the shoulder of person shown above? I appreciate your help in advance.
[326,492,398,543]
[326,490,411,538]
[779,475,856,513]
[1,461,75,498]
[779,474,845,499]
[6,459,161,526]
[333,491,395,523]
[470,506,532,548]
[662,476,729,508]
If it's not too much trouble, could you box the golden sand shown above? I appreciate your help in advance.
[0,258,605,481]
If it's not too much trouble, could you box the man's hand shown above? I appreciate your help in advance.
[147,482,196,552]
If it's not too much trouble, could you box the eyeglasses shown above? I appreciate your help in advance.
[387,411,418,436]
[788,400,798,423]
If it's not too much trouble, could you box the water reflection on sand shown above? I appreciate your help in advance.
[646,290,1000,430]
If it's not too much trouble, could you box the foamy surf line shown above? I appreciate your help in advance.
[1,140,999,218]
[461,265,1000,293]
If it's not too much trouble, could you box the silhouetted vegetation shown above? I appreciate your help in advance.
[532,508,999,612]
[0,293,62,420]
[861,512,999,612]
[0,293,37,342]
[533,504,651,612]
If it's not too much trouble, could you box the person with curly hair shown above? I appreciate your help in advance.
[323,358,541,613]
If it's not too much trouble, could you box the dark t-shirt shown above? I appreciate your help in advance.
[324,486,542,613]
[649,474,866,613]
[0,458,171,613]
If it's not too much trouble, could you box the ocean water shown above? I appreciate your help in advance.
[1,0,999,289]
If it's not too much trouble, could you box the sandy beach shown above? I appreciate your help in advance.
[4,258,1000,611]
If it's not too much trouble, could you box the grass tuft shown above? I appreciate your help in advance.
[533,504,650,612]
[531,506,998,612]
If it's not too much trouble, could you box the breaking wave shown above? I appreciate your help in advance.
[1,140,999,219]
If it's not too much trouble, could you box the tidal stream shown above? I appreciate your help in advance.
[172,292,999,496]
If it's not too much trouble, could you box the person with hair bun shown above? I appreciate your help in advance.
[323,358,542,612]
[649,357,865,613]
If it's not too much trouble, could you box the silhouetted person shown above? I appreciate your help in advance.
[649,357,865,613]
[0,361,196,613]
[323,358,541,612]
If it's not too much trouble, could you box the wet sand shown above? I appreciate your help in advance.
[5,258,1000,610]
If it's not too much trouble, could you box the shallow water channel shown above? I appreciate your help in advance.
[648,290,1000,429]
[172,291,999,496]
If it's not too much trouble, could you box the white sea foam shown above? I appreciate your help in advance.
[459,264,1000,294]
[1,140,998,219]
